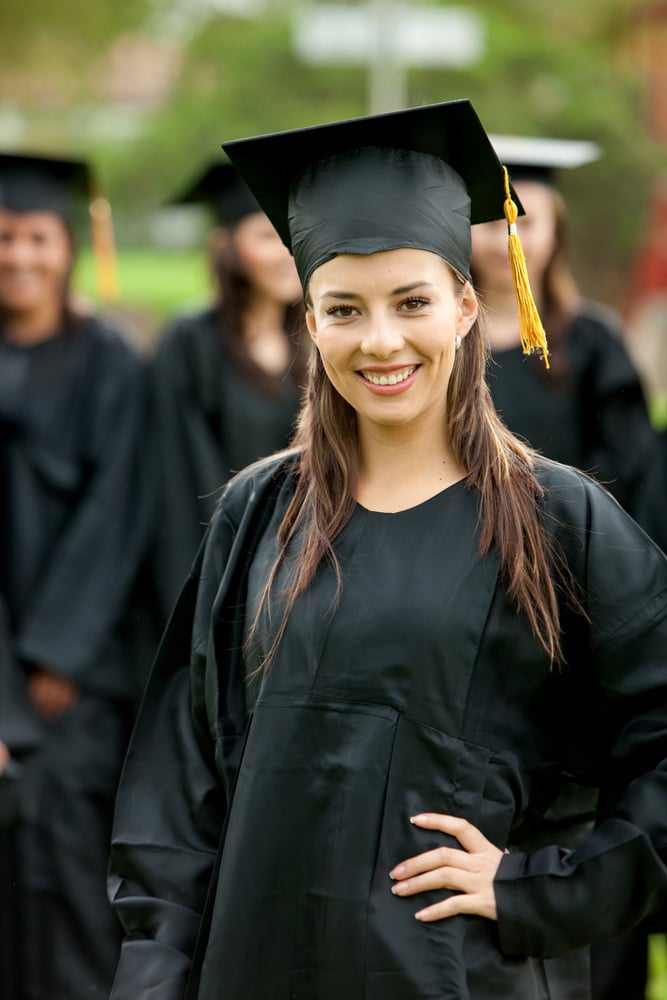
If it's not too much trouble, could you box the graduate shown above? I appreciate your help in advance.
[0,152,152,999]
[152,161,308,619]
[109,101,667,1000]
[471,134,657,518]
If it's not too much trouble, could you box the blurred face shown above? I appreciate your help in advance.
[232,211,302,305]
[306,247,477,439]
[471,180,558,293]
[0,209,72,317]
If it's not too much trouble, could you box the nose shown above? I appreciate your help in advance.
[360,315,405,358]
[2,236,31,266]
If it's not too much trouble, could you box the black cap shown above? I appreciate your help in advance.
[0,150,119,301]
[169,160,263,226]
[0,152,92,223]
[489,135,602,186]
[222,99,521,288]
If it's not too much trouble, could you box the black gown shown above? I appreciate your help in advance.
[0,316,153,1000]
[109,453,667,1000]
[487,303,656,516]
[151,307,303,617]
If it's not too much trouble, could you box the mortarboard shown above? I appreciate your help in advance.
[489,135,602,186]
[169,160,263,227]
[222,99,549,364]
[0,151,119,302]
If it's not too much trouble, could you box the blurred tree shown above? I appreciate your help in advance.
[0,0,154,102]
[0,0,663,312]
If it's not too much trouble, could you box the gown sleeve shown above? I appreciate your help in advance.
[151,314,230,620]
[495,473,667,957]
[107,455,276,999]
[13,336,152,686]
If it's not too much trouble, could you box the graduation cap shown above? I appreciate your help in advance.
[489,135,602,186]
[0,151,119,302]
[223,99,549,364]
[169,160,263,227]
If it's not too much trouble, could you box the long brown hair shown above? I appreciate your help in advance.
[249,275,573,672]
[211,224,308,394]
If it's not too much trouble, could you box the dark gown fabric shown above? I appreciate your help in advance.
[487,303,657,517]
[109,452,667,1000]
[0,316,153,1000]
[635,428,667,554]
[151,306,303,618]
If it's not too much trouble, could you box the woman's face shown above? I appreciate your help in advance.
[471,180,558,293]
[231,211,302,305]
[0,209,72,316]
[306,247,477,438]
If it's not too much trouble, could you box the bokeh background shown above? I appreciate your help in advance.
[1,1,665,342]
[1,1,667,988]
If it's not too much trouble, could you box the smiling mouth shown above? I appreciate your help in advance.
[359,365,417,387]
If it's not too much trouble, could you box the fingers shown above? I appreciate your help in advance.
[27,670,80,721]
[389,812,503,923]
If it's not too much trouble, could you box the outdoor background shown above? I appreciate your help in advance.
[1,1,667,990]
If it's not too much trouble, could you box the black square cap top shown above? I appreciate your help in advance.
[223,99,513,247]
[489,134,602,186]
[222,99,521,288]
[0,152,92,222]
[169,159,262,226]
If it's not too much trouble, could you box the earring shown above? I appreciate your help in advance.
[455,334,462,352]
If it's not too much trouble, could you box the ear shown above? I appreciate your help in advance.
[305,305,318,345]
[457,281,478,339]
[207,226,232,269]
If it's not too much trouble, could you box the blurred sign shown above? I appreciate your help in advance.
[293,4,484,67]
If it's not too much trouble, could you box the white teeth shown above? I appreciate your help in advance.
[362,366,416,386]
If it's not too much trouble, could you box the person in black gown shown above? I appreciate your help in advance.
[473,135,661,1000]
[152,161,308,619]
[0,153,152,999]
[470,135,657,520]
[108,102,667,1000]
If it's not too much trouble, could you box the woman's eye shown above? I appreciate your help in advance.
[326,304,357,318]
[400,297,428,312]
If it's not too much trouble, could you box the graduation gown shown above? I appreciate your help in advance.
[0,316,153,1000]
[151,307,303,617]
[487,303,657,516]
[108,453,667,1000]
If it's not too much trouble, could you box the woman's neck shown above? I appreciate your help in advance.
[242,296,290,375]
[356,420,466,513]
[478,287,526,352]
[2,301,63,346]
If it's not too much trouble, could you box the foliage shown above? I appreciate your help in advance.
[2,0,665,311]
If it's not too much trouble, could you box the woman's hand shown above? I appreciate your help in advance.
[27,669,81,721]
[389,813,504,922]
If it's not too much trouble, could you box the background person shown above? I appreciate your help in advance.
[108,101,667,1000]
[0,152,152,1000]
[151,161,308,619]
[470,134,657,520]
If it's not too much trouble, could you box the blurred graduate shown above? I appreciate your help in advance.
[151,162,308,619]
[471,135,657,519]
[0,152,153,999]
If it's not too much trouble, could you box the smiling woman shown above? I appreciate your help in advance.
[305,248,477,508]
[108,101,667,1000]
[0,210,72,337]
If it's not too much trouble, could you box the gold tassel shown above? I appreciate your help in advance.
[502,166,549,368]
[89,192,119,303]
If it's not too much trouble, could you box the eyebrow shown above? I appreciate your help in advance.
[321,281,434,299]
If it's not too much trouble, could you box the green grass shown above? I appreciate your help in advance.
[649,935,667,1000]
[74,246,211,326]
